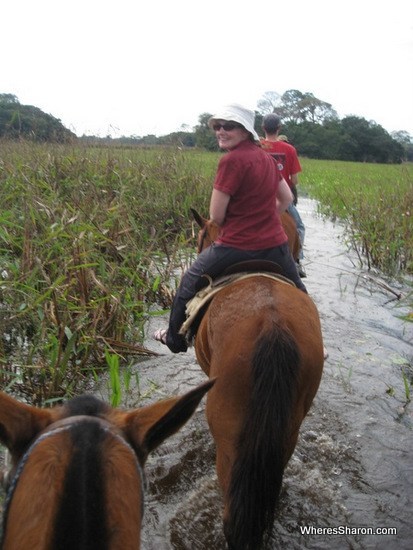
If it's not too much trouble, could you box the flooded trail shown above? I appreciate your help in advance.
[127,197,412,550]
[2,198,410,549]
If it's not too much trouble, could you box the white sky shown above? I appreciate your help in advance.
[2,0,412,138]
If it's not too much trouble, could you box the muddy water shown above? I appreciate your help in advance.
[122,197,412,550]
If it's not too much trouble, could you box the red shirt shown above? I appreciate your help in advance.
[260,139,302,188]
[213,140,288,250]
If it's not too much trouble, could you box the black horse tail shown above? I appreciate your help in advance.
[224,324,300,550]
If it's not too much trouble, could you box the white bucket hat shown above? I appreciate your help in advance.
[208,103,260,142]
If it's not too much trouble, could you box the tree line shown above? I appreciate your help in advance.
[180,90,410,163]
[1,91,411,163]
[95,90,412,163]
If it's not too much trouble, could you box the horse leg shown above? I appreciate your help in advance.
[206,401,241,548]
[203,354,252,548]
[205,384,244,493]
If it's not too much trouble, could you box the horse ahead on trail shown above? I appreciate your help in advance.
[0,380,214,550]
[189,209,324,550]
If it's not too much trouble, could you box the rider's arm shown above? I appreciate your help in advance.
[210,189,231,226]
[276,177,294,213]
[291,173,299,205]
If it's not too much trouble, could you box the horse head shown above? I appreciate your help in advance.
[0,379,214,549]
[190,208,220,253]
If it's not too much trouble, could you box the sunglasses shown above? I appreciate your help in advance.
[212,122,241,132]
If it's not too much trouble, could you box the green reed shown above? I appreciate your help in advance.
[0,142,411,404]
[106,350,122,407]
[300,159,413,275]
[0,142,215,403]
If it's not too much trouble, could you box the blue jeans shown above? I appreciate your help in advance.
[287,203,305,260]
[165,242,307,353]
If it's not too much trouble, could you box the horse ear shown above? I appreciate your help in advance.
[190,208,207,229]
[124,379,215,461]
[0,392,53,463]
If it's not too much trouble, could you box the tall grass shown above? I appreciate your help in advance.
[300,159,413,274]
[0,142,411,403]
[0,142,215,403]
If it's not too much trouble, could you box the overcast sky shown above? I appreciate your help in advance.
[2,0,412,138]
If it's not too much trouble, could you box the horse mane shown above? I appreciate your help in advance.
[51,421,112,550]
[1,417,143,550]
[225,325,300,549]
[62,394,110,417]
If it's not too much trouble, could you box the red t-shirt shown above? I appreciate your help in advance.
[213,140,288,250]
[260,139,302,188]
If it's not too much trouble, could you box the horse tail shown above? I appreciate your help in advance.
[225,324,300,550]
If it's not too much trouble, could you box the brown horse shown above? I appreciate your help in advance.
[190,210,324,549]
[0,380,214,550]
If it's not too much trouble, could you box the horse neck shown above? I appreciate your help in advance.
[199,220,220,252]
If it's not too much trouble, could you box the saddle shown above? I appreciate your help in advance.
[179,260,295,343]
[223,259,284,277]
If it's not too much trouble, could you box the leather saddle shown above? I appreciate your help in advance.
[181,260,292,343]
[222,260,284,277]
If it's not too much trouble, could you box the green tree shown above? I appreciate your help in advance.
[0,94,75,142]
[0,93,19,105]
[274,89,305,123]
[299,93,338,123]
[158,131,195,147]
[255,89,404,163]
[392,130,413,161]
[258,89,338,125]
[341,116,403,163]
[257,91,280,115]
[194,112,218,151]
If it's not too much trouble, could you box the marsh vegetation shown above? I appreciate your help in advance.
[0,142,411,403]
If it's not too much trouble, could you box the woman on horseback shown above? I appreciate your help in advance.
[155,103,306,353]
